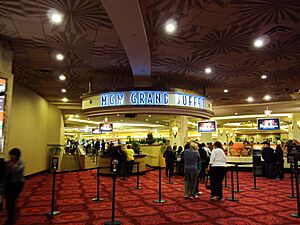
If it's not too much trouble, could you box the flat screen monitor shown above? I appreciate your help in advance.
[198,121,216,132]
[92,129,102,134]
[99,123,113,132]
[257,118,280,131]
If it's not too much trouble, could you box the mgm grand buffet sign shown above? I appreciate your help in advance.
[82,90,213,118]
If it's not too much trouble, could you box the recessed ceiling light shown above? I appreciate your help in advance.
[149,115,151,117]
[165,19,177,33]
[224,89,228,93]
[59,74,66,81]
[56,53,64,61]
[205,67,212,74]
[146,119,149,121]
[61,88,66,93]
[248,121,250,122]
[51,12,62,24]
[120,120,123,122]
[61,97,68,102]
[75,115,79,118]
[264,95,271,101]
[156,121,159,123]
[261,74,267,79]
[234,112,238,115]
[247,96,254,102]
[254,38,264,48]
[117,114,120,117]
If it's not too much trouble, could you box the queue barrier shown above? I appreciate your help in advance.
[227,166,239,202]
[154,166,167,203]
[290,159,300,218]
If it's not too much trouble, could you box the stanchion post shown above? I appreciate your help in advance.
[104,159,121,225]
[154,167,166,203]
[228,166,239,202]
[223,169,228,188]
[252,166,260,190]
[135,162,141,189]
[45,170,60,216]
[93,166,104,201]
[288,163,296,198]
[291,159,300,218]
[235,164,243,193]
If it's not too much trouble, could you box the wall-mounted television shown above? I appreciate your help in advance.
[92,129,102,134]
[257,118,280,131]
[198,121,216,132]
[99,123,113,132]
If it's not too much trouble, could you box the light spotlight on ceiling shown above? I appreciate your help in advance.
[264,95,271,101]
[61,88,66,93]
[51,12,62,24]
[56,53,64,61]
[59,74,66,81]
[224,89,229,93]
[61,97,68,102]
[165,19,177,33]
[247,96,254,102]
[234,112,238,115]
[75,115,79,118]
[261,74,267,79]
[253,38,264,48]
[205,67,212,74]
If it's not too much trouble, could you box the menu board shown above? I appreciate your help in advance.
[0,78,6,153]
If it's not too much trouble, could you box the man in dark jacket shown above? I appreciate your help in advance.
[262,142,276,178]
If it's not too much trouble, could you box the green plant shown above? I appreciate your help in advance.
[48,145,63,155]
[146,132,156,145]
[131,141,140,154]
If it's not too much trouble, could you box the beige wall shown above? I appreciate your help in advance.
[7,84,64,175]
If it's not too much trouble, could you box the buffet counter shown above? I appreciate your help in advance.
[226,156,290,168]
[97,154,146,174]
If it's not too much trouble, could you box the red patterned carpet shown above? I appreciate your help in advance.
[0,169,299,225]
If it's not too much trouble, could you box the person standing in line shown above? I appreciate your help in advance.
[209,141,226,201]
[124,145,135,176]
[163,146,175,177]
[183,142,200,199]
[275,144,284,179]
[262,141,276,178]
[4,148,25,225]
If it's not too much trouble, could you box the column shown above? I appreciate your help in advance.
[169,116,188,148]
[200,133,213,144]
[289,113,300,141]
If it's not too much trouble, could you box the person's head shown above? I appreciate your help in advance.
[190,142,199,151]
[214,141,222,149]
[184,142,190,150]
[9,148,21,160]
[263,141,270,147]
[178,146,183,153]
[166,145,172,151]
[201,143,206,148]
[127,145,131,149]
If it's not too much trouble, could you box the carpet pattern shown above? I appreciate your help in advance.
[0,169,299,225]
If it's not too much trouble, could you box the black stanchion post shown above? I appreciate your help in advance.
[45,170,60,216]
[135,162,141,190]
[228,166,239,202]
[223,169,228,188]
[291,159,300,218]
[235,164,242,193]
[93,166,104,201]
[252,166,260,190]
[104,159,121,225]
[288,163,296,198]
[154,167,166,203]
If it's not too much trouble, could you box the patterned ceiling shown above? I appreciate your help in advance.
[1,0,300,106]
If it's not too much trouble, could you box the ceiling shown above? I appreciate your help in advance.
[1,0,300,115]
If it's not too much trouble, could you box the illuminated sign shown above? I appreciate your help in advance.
[82,90,212,112]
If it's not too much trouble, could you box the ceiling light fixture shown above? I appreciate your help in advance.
[61,88,66,93]
[224,89,228,93]
[56,53,64,61]
[75,115,79,118]
[234,112,238,115]
[264,95,271,101]
[254,38,264,48]
[59,75,66,81]
[261,74,267,79]
[51,12,62,24]
[205,67,212,74]
[247,96,254,102]
[61,97,68,102]
[146,119,149,121]
[165,19,177,33]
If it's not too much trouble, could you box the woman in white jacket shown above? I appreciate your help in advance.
[209,141,226,201]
